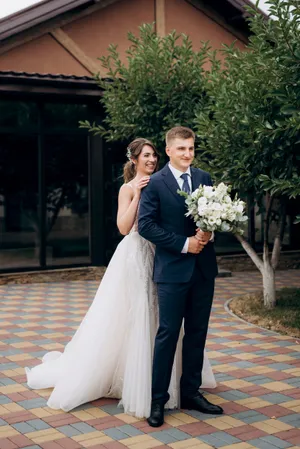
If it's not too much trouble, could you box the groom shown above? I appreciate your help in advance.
[138,126,223,427]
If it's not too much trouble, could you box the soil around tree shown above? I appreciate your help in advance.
[229,289,300,339]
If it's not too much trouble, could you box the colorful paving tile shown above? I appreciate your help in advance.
[0,270,300,449]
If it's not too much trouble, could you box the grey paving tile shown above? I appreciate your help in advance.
[197,435,227,447]
[17,398,48,409]
[104,428,129,440]
[165,428,191,441]
[117,425,143,436]
[259,393,295,404]
[12,422,36,433]
[71,422,97,433]
[149,431,178,444]
[0,418,7,426]
[212,431,242,444]
[26,419,50,430]
[57,425,82,437]
[261,435,292,448]
[266,363,294,371]
[278,413,300,425]
[243,414,269,424]
[0,395,12,404]
[100,404,124,415]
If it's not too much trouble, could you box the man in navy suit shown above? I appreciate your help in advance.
[138,126,223,427]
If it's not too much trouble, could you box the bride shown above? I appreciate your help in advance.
[26,138,216,418]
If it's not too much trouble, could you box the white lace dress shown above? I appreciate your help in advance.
[26,211,216,417]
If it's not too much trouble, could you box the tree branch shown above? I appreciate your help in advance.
[235,234,264,272]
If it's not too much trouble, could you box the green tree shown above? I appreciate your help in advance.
[80,23,210,153]
[195,0,300,308]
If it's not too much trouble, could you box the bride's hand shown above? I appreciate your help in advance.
[132,176,150,197]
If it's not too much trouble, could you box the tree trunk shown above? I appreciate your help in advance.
[262,259,276,309]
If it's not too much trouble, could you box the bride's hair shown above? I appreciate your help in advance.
[123,138,160,183]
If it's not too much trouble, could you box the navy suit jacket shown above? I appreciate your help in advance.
[138,164,218,283]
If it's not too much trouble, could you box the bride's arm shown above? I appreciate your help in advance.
[117,177,150,235]
[117,184,139,235]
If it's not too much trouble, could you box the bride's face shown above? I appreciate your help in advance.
[136,145,158,175]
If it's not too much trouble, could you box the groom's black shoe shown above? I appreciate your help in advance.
[147,402,164,427]
[181,392,223,415]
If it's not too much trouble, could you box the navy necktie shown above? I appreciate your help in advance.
[180,173,191,194]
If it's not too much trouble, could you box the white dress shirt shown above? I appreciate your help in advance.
[168,163,213,253]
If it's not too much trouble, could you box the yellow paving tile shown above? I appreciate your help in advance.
[84,408,109,418]
[2,403,25,413]
[0,425,20,438]
[284,368,300,376]
[164,415,186,426]
[221,444,256,449]
[10,342,36,348]
[202,351,224,359]
[82,436,113,447]
[255,343,278,349]
[204,394,228,405]
[73,431,105,442]
[0,384,28,394]
[30,407,53,418]
[119,435,155,446]
[281,399,300,410]
[168,438,212,449]
[235,397,271,409]
[71,410,101,421]
[173,413,198,424]
[7,353,33,362]
[247,366,276,374]
[203,417,233,430]
[0,405,11,415]
[40,343,64,350]
[222,379,253,389]
[262,381,294,391]
[12,331,38,337]
[115,413,142,424]
[216,416,245,427]
[215,364,239,373]
[33,432,65,444]
[233,353,260,360]
[252,420,293,434]
[126,439,162,449]
[287,345,300,352]
[267,355,295,362]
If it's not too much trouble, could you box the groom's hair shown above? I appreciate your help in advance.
[166,126,195,146]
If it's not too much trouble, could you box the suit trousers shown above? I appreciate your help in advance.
[152,265,215,405]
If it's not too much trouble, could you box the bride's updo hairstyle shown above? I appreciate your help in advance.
[123,138,160,183]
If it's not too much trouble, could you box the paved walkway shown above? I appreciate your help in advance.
[0,271,300,449]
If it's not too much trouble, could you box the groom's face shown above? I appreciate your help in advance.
[166,137,195,172]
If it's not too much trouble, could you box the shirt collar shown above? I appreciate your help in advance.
[168,162,191,180]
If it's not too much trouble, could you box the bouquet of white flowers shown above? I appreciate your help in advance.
[178,182,248,234]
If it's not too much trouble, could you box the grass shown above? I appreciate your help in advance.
[229,287,300,338]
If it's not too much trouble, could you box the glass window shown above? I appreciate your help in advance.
[0,101,38,131]
[45,134,90,266]
[0,134,39,269]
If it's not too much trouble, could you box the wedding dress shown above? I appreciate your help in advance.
[26,209,216,418]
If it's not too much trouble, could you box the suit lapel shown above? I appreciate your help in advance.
[161,164,186,207]
[191,167,203,190]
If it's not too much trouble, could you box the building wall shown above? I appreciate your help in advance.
[0,34,90,75]
[165,0,245,55]
[0,0,245,76]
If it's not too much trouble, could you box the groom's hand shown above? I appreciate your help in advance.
[188,237,205,254]
[195,229,211,245]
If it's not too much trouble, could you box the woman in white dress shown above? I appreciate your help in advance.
[26,138,216,418]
